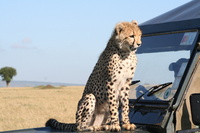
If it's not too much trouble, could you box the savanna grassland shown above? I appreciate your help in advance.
[0,86,84,131]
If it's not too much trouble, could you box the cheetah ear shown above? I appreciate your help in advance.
[131,20,138,25]
[115,23,124,35]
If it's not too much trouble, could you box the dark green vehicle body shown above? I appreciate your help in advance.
[3,1,200,133]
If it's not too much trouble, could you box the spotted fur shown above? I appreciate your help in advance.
[46,20,142,131]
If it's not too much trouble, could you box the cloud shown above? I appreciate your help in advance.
[11,43,29,49]
[21,37,32,44]
[11,43,37,50]
[11,37,37,50]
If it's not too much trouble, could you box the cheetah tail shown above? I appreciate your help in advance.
[45,118,77,131]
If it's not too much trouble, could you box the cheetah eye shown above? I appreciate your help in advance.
[129,35,134,38]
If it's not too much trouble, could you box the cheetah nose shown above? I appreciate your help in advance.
[137,44,141,46]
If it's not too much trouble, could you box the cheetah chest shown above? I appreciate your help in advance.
[115,54,137,91]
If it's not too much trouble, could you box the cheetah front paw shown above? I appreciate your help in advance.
[103,124,121,132]
[122,123,136,130]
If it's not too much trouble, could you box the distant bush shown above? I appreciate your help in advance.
[34,85,64,89]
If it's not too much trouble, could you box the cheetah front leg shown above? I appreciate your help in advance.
[104,86,121,132]
[120,84,136,130]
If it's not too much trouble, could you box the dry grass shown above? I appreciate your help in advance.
[0,86,84,131]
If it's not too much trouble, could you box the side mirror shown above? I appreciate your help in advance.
[190,93,200,125]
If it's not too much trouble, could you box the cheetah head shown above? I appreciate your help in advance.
[114,20,142,52]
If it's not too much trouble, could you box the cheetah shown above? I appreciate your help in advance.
[46,20,142,132]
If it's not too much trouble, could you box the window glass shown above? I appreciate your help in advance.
[130,31,198,101]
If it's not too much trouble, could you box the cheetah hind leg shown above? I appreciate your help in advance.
[76,94,97,131]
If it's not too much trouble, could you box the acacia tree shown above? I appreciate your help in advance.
[0,67,17,87]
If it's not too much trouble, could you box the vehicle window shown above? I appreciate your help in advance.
[130,31,198,101]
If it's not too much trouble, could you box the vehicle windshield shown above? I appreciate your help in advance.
[130,31,198,101]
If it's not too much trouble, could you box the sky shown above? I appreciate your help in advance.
[0,0,191,84]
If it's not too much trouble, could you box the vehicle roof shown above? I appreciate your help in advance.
[141,0,200,25]
[140,0,200,35]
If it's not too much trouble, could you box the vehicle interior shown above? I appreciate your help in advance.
[128,30,198,132]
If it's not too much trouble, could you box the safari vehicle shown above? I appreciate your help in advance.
[127,0,200,132]
[128,1,200,133]
[2,0,200,133]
